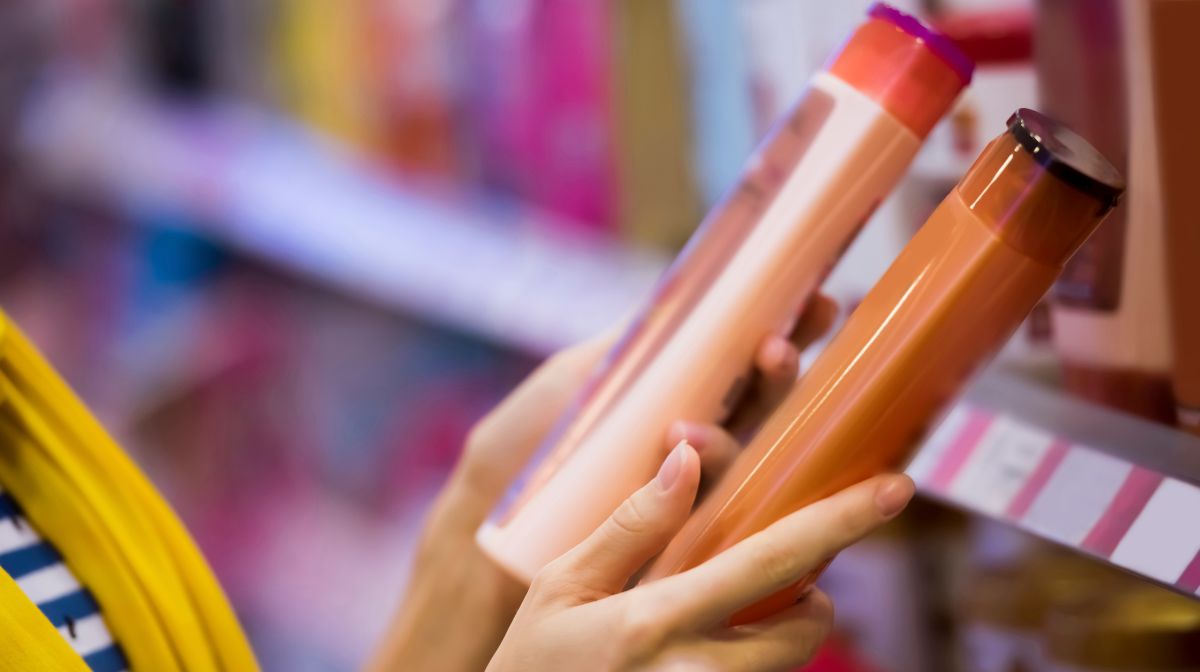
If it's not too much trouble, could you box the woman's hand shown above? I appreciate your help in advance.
[488,444,915,672]
[367,296,836,672]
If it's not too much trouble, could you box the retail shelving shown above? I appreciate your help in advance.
[21,80,668,356]
[22,80,1200,600]
[918,369,1200,598]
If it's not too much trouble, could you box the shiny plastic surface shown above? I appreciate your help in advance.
[642,119,1117,622]
[830,8,972,137]
[479,71,922,582]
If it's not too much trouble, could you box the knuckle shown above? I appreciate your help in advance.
[752,539,798,586]
[616,599,669,656]
[529,559,573,601]
[608,494,654,539]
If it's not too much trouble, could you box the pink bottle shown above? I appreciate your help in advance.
[477,4,973,583]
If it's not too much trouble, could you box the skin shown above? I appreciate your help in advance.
[366,297,845,671]
[488,449,913,671]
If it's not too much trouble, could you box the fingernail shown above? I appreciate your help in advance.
[657,441,689,491]
[874,475,915,518]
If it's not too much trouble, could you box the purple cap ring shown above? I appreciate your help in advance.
[869,3,976,84]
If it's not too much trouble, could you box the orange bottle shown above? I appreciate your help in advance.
[641,109,1124,623]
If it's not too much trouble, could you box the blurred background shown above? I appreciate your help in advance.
[2,0,1199,670]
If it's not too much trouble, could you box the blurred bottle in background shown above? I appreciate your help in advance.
[463,0,616,231]
[1043,584,1200,672]
[1038,0,1176,424]
[1145,0,1200,437]
[611,0,700,249]
[273,0,381,151]
[673,0,757,212]
[364,0,462,178]
[960,548,1126,672]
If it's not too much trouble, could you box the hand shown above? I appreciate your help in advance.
[366,297,837,672]
[488,444,915,671]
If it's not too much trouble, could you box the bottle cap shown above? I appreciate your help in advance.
[958,108,1125,266]
[828,3,974,137]
[1006,108,1125,211]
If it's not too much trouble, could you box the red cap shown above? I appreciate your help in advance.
[828,3,974,138]
[934,9,1034,65]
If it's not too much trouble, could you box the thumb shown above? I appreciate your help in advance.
[543,442,701,596]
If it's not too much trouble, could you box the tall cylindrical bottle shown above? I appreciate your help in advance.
[477,4,973,583]
[642,109,1124,623]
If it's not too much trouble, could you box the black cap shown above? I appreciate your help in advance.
[1006,108,1125,211]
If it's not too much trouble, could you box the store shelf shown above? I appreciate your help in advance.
[912,368,1200,598]
[23,80,1200,599]
[19,80,668,355]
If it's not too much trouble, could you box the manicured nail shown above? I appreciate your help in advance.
[657,441,689,491]
[874,475,915,517]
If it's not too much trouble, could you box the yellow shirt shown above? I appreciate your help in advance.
[0,313,258,671]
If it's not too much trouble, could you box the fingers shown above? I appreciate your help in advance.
[726,294,838,436]
[751,333,802,408]
[667,421,740,483]
[652,474,914,629]
[540,442,702,598]
[679,590,834,672]
[789,294,838,354]
[456,332,615,511]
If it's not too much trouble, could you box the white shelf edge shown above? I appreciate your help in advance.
[20,80,668,356]
[910,367,1200,599]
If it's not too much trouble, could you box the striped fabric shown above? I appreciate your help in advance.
[0,488,129,671]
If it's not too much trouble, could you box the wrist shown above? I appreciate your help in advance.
[366,479,526,672]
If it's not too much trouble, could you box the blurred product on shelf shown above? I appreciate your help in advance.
[805,634,888,672]
[644,110,1124,622]
[137,0,211,96]
[364,0,462,177]
[273,0,380,150]
[477,3,973,585]
[611,0,700,249]
[959,548,1127,672]
[824,500,972,672]
[673,0,757,209]
[1044,584,1200,671]
[463,0,616,230]
[1038,0,1176,424]
[1146,0,1200,437]
[272,0,462,175]
[208,0,278,105]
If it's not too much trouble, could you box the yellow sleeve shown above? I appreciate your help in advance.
[0,313,259,671]
[0,568,90,672]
